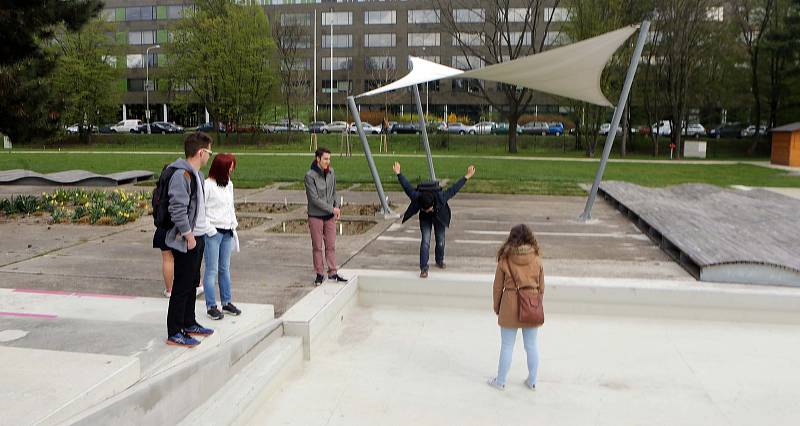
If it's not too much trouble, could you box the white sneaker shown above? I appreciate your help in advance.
[162,289,171,298]
[196,286,204,296]
[487,377,505,391]
[524,379,536,390]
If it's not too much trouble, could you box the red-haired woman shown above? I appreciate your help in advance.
[202,153,241,320]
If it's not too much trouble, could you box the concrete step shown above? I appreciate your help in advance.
[353,269,800,323]
[180,335,303,426]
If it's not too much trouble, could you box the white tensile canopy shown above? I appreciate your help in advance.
[355,25,639,107]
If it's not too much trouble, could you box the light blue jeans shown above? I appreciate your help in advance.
[496,327,539,386]
[203,231,233,309]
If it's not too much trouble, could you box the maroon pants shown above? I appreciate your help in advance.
[308,216,337,275]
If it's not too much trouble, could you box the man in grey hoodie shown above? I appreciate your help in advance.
[304,147,348,286]
[164,132,216,347]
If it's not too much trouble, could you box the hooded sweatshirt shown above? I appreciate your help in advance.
[165,158,208,253]
[492,245,544,328]
[304,160,339,219]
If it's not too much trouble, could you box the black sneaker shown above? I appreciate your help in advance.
[435,262,446,269]
[207,307,224,320]
[314,274,324,286]
[327,273,348,282]
[222,303,241,316]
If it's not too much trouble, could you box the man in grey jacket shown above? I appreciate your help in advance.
[164,132,215,347]
[304,147,347,286]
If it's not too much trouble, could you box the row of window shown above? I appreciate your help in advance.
[103,5,193,22]
[308,8,571,26]
[301,31,565,48]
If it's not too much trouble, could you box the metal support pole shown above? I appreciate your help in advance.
[347,96,394,216]
[412,84,436,180]
[579,19,650,222]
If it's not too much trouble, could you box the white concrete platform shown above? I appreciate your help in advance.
[0,346,139,425]
[240,270,800,425]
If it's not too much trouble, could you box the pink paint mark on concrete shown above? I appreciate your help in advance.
[0,311,57,319]
[74,292,136,300]
[13,289,73,296]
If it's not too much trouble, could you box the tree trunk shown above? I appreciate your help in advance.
[747,52,762,155]
[507,111,520,153]
[621,98,630,158]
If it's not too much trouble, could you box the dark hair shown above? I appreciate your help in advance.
[315,147,331,159]
[184,132,212,158]
[208,153,236,187]
[496,224,540,261]
[418,191,435,210]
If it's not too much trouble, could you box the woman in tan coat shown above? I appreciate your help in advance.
[487,224,544,391]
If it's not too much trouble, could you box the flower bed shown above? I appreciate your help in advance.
[0,189,151,225]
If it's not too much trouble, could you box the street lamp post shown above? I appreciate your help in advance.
[145,44,161,134]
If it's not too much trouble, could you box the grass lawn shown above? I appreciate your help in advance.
[16,132,772,161]
[2,151,798,195]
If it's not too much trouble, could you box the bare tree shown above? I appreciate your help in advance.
[731,0,775,152]
[273,17,312,133]
[657,0,715,159]
[435,0,559,153]
[365,56,401,120]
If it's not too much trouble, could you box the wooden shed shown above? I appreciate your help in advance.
[771,122,800,167]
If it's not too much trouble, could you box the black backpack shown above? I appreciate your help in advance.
[152,164,197,229]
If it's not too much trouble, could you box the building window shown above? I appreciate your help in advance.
[452,33,483,47]
[544,31,570,47]
[366,56,396,70]
[127,78,145,91]
[408,56,441,69]
[408,9,439,24]
[364,11,396,25]
[364,33,396,48]
[321,57,353,71]
[281,58,311,71]
[281,12,312,26]
[101,9,115,22]
[452,55,484,70]
[506,8,530,23]
[322,12,352,26]
[167,5,191,20]
[128,31,156,46]
[322,34,352,48]
[452,79,481,93]
[706,6,724,21]
[544,7,572,22]
[322,79,351,94]
[408,32,440,47]
[125,6,154,21]
[508,31,532,46]
[454,8,484,23]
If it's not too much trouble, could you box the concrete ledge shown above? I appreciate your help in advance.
[179,336,303,426]
[353,269,800,323]
[67,318,283,425]
[282,275,359,360]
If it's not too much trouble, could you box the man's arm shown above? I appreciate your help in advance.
[304,173,334,214]
[168,170,192,236]
[393,162,417,200]
[443,165,475,201]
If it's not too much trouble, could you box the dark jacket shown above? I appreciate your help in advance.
[397,173,467,227]
[304,160,339,219]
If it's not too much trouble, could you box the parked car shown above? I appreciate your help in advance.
[598,123,623,136]
[65,123,98,134]
[521,121,549,135]
[197,122,226,133]
[350,122,380,134]
[547,122,565,136]
[442,122,476,135]
[682,123,706,137]
[309,121,326,133]
[435,121,448,132]
[98,124,115,134]
[708,123,743,139]
[111,119,143,133]
[491,122,523,135]
[390,122,420,134]
[740,124,767,138]
[651,120,672,136]
[473,121,496,135]
[133,121,184,134]
[322,121,348,133]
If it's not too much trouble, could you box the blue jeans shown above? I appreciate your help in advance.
[496,327,539,386]
[419,216,446,271]
[203,232,233,309]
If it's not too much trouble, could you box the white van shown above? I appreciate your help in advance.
[111,119,143,133]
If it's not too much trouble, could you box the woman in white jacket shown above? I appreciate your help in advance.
[202,153,241,320]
